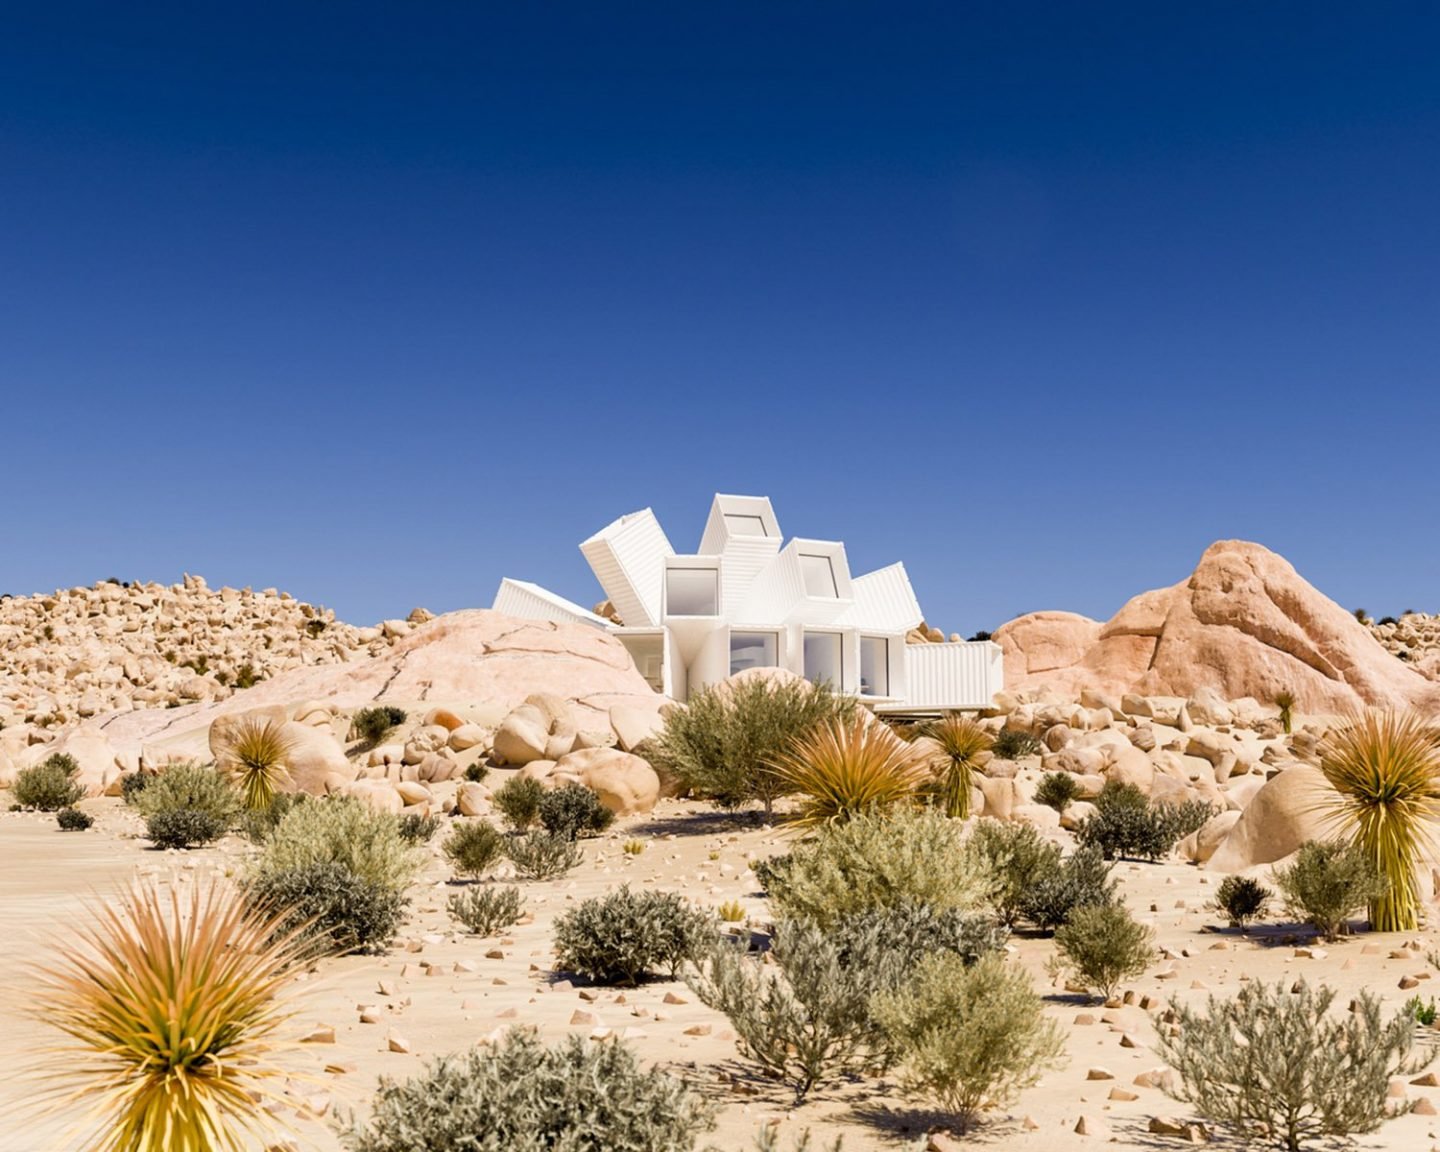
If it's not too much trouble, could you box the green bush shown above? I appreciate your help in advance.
[990,728,1042,760]
[968,819,1062,927]
[119,771,152,807]
[505,831,583,880]
[396,812,439,844]
[1214,875,1272,928]
[1034,772,1081,812]
[237,792,306,845]
[1406,995,1437,1027]
[56,806,93,831]
[554,887,713,985]
[872,952,1066,1132]
[1275,840,1385,941]
[1157,979,1432,1151]
[248,860,406,955]
[256,796,422,894]
[12,753,85,811]
[756,808,991,930]
[1014,845,1118,932]
[448,886,524,936]
[137,763,239,849]
[463,762,489,784]
[539,784,615,841]
[340,1027,715,1152]
[1051,902,1153,1001]
[493,776,545,831]
[351,705,407,745]
[442,820,506,878]
[646,676,854,816]
[1075,780,1215,862]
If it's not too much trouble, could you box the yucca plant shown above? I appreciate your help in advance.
[1319,710,1440,932]
[30,881,301,1152]
[216,717,295,812]
[915,714,993,819]
[770,714,928,830]
[1275,690,1296,735]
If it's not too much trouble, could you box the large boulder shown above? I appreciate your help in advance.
[492,704,551,766]
[552,747,660,816]
[998,541,1437,715]
[280,722,356,795]
[1206,765,1335,873]
[42,728,123,796]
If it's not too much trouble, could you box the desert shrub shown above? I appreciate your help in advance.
[1034,771,1081,813]
[1075,780,1215,861]
[555,887,714,985]
[968,819,1062,927]
[12,752,85,811]
[771,714,927,828]
[1318,710,1440,932]
[717,900,747,923]
[443,819,506,879]
[1275,839,1385,941]
[448,886,524,936]
[1157,979,1431,1151]
[493,776,545,831]
[33,882,301,1152]
[1015,845,1118,932]
[746,1129,844,1152]
[647,676,854,816]
[756,807,990,930]
[138,763,239,849]
[463,762,489,784]
[237,792,306,845]
[991,727,1042,760]
[1407,995,1438,1027]
[248,861,406,955]
[872,951,1066,1132]
[341,1027,715,1152]
[56,806,93,831]
[838,901,1007,971]
[215,716,295,811]
[350,705,407,745]
[506,831,583,880]
[1274,690,1296,735]
[256,796,422,894]
[916,714,993,819]
[119,771,152,807]
[538,784,614,841]
[1214,875,1272,928]
[1051,902,1153,1001]
[233,662,262,689]
[396,812,439,843]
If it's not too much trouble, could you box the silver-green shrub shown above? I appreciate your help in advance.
[505,830,583,880]
[256,795,422,893]
[448,885,524,937]
[554,887,714,985]
[12,752,86,811]
[137,762,239,849]
[1157,979,1433,1151]
[1274,839,1385,940]
[1050,902,1153,1002]
[340,1027,715,1152]
[871,951,1066,1132]
[443,819,506,878]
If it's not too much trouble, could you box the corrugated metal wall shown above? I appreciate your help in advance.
[580,510,673,627]
[491,580,607,628]
[720,536,780,613]
[843,563,924,632]
[903,641,1004,710]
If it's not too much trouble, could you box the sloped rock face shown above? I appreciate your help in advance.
[996,541,1438,715]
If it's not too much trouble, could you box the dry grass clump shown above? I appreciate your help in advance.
[30,881,300,1152]
[771,714,928,829]
[915,714,992,819]
[215,717,295,812]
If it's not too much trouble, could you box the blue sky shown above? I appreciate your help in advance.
[2,4,1438,632]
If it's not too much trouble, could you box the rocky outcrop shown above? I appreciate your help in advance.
[995,541,1439,715]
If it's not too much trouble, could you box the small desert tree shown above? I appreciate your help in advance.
[1050,902,1153,1002]
[1157,979,1433,1151]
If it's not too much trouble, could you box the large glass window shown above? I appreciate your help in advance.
[666,567,719,616]
[860,635,889,697]
[803,632,843,687]
[730,631,778,675]
[723,512,769,537]
[799,552,839,598]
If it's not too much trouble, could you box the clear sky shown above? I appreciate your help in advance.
[2,4,1438,633]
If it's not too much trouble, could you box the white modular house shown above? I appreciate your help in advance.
[491,494,1003,713]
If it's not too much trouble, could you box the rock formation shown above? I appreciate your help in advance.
[995,540,1439,715]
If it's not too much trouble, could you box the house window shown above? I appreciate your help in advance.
[803,632,843,688]
[799,553,838,598]
[860,635,889,697]
[730,631,778,675]
[666,568,719,616]
[724,513,769,537]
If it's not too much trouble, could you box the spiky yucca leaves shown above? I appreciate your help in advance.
[771,714,928,829]
[1319,711,1440,933]
[217,716,295,812]
[31,881,302,1152]
[917,714,993,819]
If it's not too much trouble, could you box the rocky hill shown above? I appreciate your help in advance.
[0,575,417,727]
[995,540,1440,715]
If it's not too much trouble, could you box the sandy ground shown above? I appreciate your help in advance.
[4,789,1440,1152]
